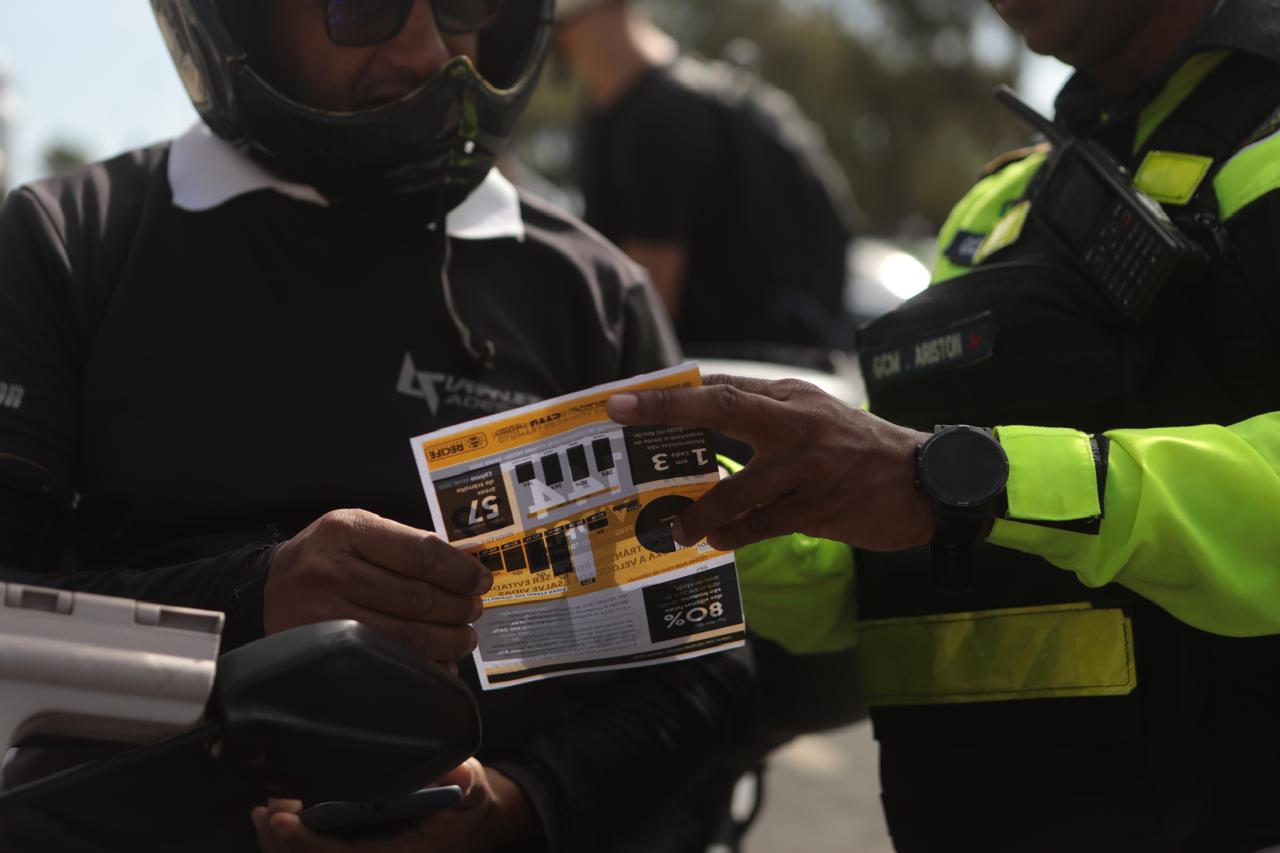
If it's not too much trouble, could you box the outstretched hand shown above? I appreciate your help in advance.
[606,375,935,552]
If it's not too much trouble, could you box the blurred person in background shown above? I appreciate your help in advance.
[553,0,861,362]
[0,0,760,851]
[608,0,1280,849]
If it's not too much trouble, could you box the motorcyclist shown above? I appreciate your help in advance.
[0,1,756,849]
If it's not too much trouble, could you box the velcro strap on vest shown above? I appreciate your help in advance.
[856,602,1136,706]
[1134,151,1215,206]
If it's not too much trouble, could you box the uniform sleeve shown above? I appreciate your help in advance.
[0,187,271,651]
[717,456,858,654]
[734,533,858,654]
[988,415,1280,637]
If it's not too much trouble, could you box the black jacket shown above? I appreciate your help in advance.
[0,144,756,852]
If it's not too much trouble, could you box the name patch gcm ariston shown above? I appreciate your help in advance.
[860,313,996,391]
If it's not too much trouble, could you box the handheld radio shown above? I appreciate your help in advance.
[994,85,1208,321]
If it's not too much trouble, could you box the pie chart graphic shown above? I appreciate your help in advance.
[635,494,695,555]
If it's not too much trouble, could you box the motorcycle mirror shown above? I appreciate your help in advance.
[207,621,480,803]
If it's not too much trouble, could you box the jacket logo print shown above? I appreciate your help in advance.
[0,383,24,411]
[396,353,539,416]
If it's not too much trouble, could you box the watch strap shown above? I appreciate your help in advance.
[930,504,985,594]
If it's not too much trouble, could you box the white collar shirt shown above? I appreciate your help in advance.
[167,122,525,242]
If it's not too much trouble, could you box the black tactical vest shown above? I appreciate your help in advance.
[854,53,1280,852]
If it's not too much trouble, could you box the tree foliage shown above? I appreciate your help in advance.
[42,140,91,178]
[515,0,1038,236]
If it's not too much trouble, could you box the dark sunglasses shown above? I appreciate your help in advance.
[324,0,504,46]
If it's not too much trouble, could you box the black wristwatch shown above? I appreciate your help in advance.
[916,425,1009,594]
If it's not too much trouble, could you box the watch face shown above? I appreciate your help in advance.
[920,428,1009,507]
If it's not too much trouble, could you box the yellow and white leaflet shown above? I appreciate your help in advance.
[411,363,746,690]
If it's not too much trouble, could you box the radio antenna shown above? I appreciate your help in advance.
[994,84,1069,148]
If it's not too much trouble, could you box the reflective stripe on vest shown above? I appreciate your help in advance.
[932,49,1280,289]
[857,602,1137,706]
[1216,126,1280,220]
[930,151,1047,284]
[1133,50,1231,153]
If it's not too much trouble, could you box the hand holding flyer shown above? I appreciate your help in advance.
[411,364,747,689]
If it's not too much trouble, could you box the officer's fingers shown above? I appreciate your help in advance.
[606,376,762,427]
[353,608,479,663]
[340,561,483,625]
[606,383,778,444]
[699,374,777,395]
[704,495,818,551]
[601,373,778,435]
[703,374,826,406]
[673,462,798,546]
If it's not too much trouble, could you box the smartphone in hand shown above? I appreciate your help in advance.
[298,784,464,838]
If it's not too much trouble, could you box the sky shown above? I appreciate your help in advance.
[0,4,198,186]
[0,2,1072,189]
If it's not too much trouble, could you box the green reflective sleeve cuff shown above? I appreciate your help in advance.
[736,534,858,655]
[1215,127,1280,221]
[994,426,1101,522]
[987,416,1280,638]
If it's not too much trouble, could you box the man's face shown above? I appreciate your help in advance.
[989,0,1162,67]
[260,0,480,111]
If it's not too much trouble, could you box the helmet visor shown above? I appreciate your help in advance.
[326,0,504,47]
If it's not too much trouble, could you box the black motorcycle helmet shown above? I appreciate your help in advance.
[150,0,554,219]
